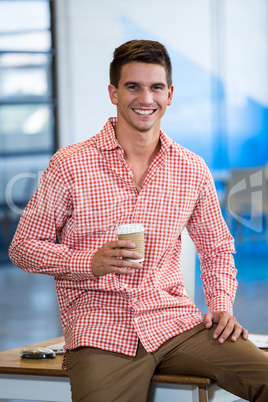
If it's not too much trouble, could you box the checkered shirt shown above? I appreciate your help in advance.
[9,118,237,361]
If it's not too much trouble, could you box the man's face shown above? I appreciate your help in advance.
[108,62,174,134]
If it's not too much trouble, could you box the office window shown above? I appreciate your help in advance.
[0,0,56,264]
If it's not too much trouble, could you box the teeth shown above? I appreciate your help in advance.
[133,109,154,115]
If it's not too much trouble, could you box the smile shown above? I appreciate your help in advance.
[132,109,156,116]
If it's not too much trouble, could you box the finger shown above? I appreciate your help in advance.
[216,317,237,343]
[93,258,142,277]
[203,312,213,328]
[236,327,248,341]
[242,328,249,340]
[109,240,137,249]
[109,248,143,261]
[213,316,230,340]
[110,258,143,270]
[230,323,244,342]
[111,266,136,275]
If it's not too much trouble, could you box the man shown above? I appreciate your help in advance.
[9,40,268,401]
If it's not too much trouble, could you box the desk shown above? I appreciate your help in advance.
[0,337,267,402]
[0,337,70,402]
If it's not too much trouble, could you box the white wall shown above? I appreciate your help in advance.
[54,0,268,159]
[54,0,212,147]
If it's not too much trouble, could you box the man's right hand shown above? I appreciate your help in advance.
[91,240,143,277]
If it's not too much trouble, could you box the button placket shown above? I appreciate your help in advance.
[117,151,138,193]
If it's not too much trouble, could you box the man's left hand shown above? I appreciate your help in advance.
[203,311,248,344]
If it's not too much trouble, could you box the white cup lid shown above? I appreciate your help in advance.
[116,223,144,235]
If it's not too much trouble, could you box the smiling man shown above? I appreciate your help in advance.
[9,40,268,402]
[107,61,173,194]
[109,62,173,133]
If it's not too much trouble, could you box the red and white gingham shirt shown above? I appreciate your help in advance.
[9,118,237,359]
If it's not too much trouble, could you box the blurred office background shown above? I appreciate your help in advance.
[0,0,268,354]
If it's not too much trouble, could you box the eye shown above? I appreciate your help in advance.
[152,85,163,91]
[127,85,139,91]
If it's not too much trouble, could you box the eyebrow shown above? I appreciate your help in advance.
[124,81,167,88]
[124,81,140,87]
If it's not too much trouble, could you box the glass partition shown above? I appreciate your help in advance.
[0,0,56,264]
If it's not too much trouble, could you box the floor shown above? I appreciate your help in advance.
[0,249,267,402]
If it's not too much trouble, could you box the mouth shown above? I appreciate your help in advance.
[132,108,156,116]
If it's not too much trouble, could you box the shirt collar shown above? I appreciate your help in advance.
[159,127,174,155]
[94,117,174,153]
[94,117,121,151]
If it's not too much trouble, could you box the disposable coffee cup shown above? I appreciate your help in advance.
[116,224,145,262]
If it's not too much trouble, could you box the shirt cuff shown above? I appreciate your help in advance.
[208,294,233,315]
[68,249,99,281]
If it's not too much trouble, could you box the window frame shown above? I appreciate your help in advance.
[0,0,57,264]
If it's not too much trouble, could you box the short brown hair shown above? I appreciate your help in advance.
[110,40,172,88]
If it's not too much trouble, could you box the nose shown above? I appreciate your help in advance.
[138,88,153,105]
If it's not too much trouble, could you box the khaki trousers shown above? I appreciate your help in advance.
[66,323,268,402]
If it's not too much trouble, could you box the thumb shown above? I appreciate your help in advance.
[203,312,213,328]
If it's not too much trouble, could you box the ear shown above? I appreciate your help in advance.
[108,84,118,105]
[167,85,174,106]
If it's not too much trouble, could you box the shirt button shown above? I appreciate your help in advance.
[134,317,139,323]
[133,298,138,303]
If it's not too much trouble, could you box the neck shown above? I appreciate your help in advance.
[114,121,161,162]
[114,121,161,193]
